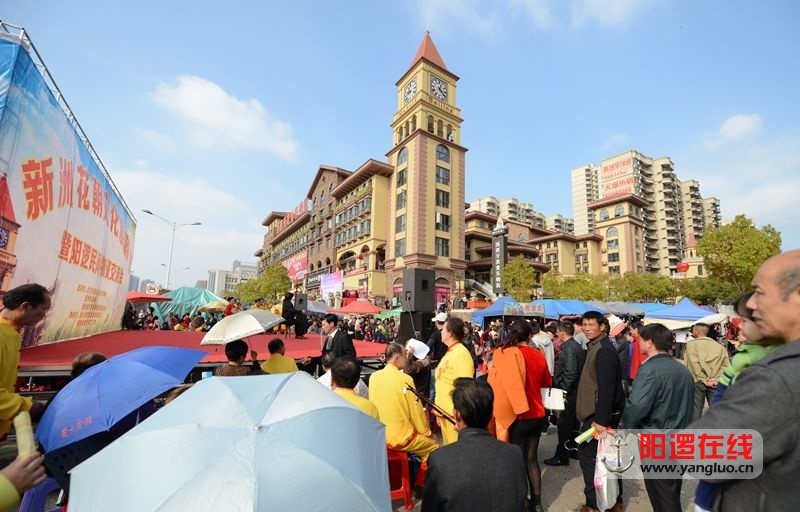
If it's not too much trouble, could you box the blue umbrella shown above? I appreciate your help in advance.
[36,346,204,452]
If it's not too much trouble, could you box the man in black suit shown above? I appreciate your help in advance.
[422,378,527,512]
[320,313,356,359]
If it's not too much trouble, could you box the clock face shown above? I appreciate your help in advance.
[404,80,417,102]
[430,76,448,100]
[0,227,8,249]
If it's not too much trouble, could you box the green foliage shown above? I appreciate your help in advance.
[697,215,782,293]
[673,277,739,305]
[614,272,675,302]
[233,263,292,303]
[541,271,606,301]
[502,256,536,303]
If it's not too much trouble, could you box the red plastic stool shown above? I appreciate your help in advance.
[387,448,413,510]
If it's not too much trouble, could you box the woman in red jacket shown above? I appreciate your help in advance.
[488,320,552,512]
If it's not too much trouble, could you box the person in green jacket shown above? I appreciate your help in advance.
[622,322,694,512]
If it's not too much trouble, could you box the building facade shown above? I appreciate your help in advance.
[571,150,722,276]
[256,34,468,305]
[208,260,258,298]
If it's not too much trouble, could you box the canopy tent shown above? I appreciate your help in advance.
[531,299,605,318]
[630,302,670,312]
[470,296,526,326]
[586,301,643,316]
[329,300,385,316]
[375,307,402,320]
[125,292,171,305]
[152,287,226,319]
[643,312,728,330]
[644,297,715,321]
[306,300,331,315]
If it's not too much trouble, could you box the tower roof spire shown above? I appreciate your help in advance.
[410,32,448,72]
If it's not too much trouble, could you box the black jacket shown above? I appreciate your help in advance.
[422,428,527,512]
[553,337,585,394]
[622,353,694,430]
[322,328,356,359]
[281,298,295,322]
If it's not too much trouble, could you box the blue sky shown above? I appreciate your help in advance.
[4,0,799,287]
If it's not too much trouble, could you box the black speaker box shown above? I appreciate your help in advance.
[402,268,435,312]
[294,293,308,313]
[398,311,436,344]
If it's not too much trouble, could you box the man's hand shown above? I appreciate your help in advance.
[1,453,46,493]
[300,357,312,366]
[592,422,609,437]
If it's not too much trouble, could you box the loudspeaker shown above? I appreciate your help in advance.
[402,268,435,312]
[398,311,435,343]
[294,293,308,313]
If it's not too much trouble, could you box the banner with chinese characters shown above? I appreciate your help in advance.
[599,155,635,199]
[281,251,308,285]
[0,38,135,346]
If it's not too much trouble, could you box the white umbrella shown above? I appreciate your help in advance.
[200,309,284,345]
[68,373,391,512]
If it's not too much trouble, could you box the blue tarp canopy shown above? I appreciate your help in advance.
[643,297,711,320]
[470,296,518,326]
[631,302,671,312]
[152,287,226,319]
[532,299,605,318]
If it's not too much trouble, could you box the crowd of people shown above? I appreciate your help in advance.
[1,248,799,510]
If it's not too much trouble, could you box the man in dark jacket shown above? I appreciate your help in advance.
[622,323,694,512]
[575,311,626,512]
[689,250,800,511]
[545,321,586,466]
[422,378,527,512]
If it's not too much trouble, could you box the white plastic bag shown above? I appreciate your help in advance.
[594,436,620,511]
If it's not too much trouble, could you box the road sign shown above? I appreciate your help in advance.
[145,283,160,295]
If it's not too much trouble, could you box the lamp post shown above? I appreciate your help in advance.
[161,265,190,287]
[143,209,201,289]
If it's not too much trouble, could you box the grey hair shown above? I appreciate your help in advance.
[778,266,800,301]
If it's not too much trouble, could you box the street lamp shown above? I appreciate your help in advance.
[161,264,190,287]
[143,209,201,289]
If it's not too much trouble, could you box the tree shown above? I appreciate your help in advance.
[502,256,536,303]
[697,215,782,293]
[541,271,606,300]
[233,263,291,304]
[673,277,738,305]
[613,272,674,302]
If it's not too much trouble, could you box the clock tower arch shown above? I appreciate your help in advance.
[385,33,467,307]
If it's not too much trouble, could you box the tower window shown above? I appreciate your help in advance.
[435,237,450,257]
[411,115,417,131]
[600,209,609,220]
[606,227,618,238]
[436,144,450,163]
[428,115,434,132]
[395,214,406,232]
[435,166,450,185]
[435,189,450,208]
[397,190,407,209]
[398,147,408,166]
[437,119,444,137]
[614,205,624,217]
[435,213,451,232]
[397,169,407,187]
[395,238,406,257]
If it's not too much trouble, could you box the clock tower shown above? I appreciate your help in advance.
[385,33,467,306]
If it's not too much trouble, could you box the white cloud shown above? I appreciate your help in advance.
[151,75,300,161]
[134,127,175,150]
[413,0,507,40]
[703,114,763,150]
[681,131,800,249]
[112,168,265,288]
[511,0,556,28]
[571,0,655,27]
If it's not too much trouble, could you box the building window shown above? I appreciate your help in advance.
[395,238,406,257]
[600,209,609,220]
[397,169,407,187]
[435,237,450,257]
[606,227,618,238]
[398,147,408,166]
[614,205,624,217]
[608,252,620,262]
[436,144,450,163]
[395,214,406,232]
[435,189,450,208]
[397,190,407,209]
[698,265,704,276]
[435,213,451,232]
[435,166,450,185]
[609,265,620,274]
[607,239,619,250]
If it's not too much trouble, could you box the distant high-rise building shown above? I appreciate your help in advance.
[572,150,722,276]
[467,196,572,233]
[128,274,141,292]
[207,260,258,298]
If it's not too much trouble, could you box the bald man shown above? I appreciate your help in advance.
[689,250,800,511]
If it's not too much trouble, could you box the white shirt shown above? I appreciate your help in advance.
[317,370,369,399]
